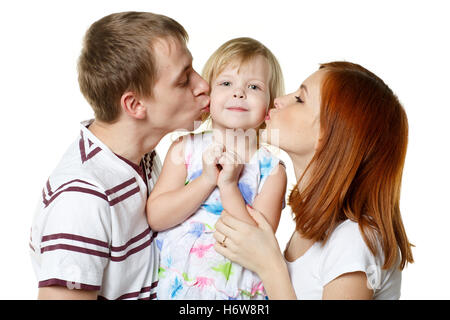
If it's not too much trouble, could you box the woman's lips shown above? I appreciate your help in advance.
[265,109,273,121]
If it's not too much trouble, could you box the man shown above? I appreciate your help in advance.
[29,11,210,300]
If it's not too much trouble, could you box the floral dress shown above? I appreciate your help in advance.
[155,131,283,299]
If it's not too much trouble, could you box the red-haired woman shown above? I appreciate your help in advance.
[214,62,414,299]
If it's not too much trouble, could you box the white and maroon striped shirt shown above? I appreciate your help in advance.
[30,120,162,300]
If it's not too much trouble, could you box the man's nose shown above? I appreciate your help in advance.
[193,71,210,97]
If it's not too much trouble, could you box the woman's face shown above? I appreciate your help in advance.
[264,69,324,158]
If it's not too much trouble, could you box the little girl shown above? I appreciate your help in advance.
[147,37,286,300]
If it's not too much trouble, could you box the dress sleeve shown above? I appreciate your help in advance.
[257,152,282,192]
[318,221,383,293]
[30,190,112,291]
[257,151,286,208]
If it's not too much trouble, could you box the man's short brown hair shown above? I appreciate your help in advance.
[78,11,188,122]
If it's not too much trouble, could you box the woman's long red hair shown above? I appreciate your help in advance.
[288,62,413,269]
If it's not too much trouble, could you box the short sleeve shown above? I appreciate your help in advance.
[257,151,282,192]
[257,150,286,209]
[30,190,112,291]
[319,221,382,293]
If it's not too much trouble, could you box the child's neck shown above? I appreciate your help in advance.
[211,122,259,164]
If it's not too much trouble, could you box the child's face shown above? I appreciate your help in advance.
[210,55,270,131]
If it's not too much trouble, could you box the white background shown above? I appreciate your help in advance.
[0,0,449,299]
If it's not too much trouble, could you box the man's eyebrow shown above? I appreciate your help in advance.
[174,62,192,82]
[173,51,193,83]
[300,84,308,95]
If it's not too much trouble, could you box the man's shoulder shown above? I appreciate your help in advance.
[51,126,134,186]
[48,143,107,192]
[42,137,128,209]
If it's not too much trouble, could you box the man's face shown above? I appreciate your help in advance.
[143,37,210,133]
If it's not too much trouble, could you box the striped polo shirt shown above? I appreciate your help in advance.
[29,120,162,299]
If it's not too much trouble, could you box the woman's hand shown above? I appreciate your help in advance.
[217,150,244,188]
[214,205,297,299]
[214,205,284,278]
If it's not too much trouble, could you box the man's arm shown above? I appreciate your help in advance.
[38,287,98,300]
[32,182,111,300]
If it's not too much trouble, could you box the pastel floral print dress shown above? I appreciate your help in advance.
[155,131,283,299]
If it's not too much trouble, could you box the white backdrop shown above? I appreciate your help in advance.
[1,0,449,299]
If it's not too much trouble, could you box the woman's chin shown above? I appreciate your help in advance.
[262,123,282,147]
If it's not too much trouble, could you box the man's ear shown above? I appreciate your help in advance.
[120,92,147,120]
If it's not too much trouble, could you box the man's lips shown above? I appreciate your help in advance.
[200,100,210,113]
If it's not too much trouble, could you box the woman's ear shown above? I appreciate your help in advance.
[120,91,147,120]
[314,129,324,152]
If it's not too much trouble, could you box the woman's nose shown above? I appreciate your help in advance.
[274,97,283,109]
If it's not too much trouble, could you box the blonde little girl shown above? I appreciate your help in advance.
[146,37,286,299]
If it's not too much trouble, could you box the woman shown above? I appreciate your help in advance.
[214,61,414,299]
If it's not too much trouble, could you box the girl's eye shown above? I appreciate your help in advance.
[295,96,304,103]
[248,84,259,90]
[221,81,231,86]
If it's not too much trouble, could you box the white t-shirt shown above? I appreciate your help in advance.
[29,120,162,300]
[285,220,402,300]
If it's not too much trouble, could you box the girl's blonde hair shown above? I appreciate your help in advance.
[201,37,285,126]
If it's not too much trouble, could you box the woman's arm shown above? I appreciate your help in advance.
[146,137,219,231]
[322,272,373,299]
[215,207,374,300]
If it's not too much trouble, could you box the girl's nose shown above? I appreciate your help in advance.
[233,88,245,99]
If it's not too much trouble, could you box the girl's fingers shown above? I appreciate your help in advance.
[212,144,225,158]
[204,144,225,164]
[218,155,226,166]
[218,151,242,166]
